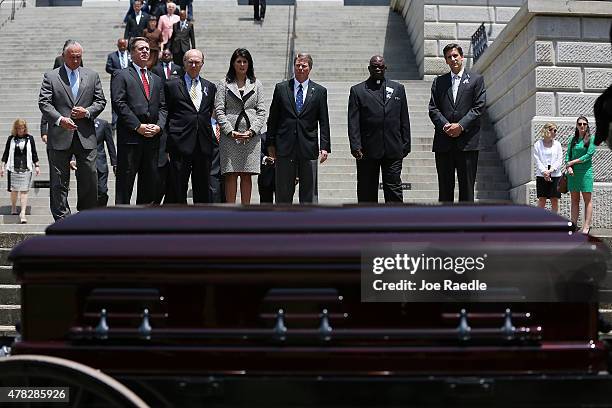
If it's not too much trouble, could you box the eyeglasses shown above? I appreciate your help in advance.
[577,123,588,127]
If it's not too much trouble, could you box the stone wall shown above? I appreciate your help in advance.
[392,0,524,79]
[473,0,612,228]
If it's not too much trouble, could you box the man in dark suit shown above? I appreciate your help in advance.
[253,0,266,21]
[164,49,217,203]
[124,0,150,41]
[348,55,411,203]
[428,43,486,202]
[106,38,130,130]
[267,53,331,204]
[170,10,195,67]
[111,37,166,204]
[105,38,130,76]
[38,40,107,220]
[258,131,275,203]
[152,49,184,83]
[93,118,117,206]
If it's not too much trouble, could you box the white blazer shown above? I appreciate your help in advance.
[533,139,563,177]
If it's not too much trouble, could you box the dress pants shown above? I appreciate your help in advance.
[253,0,266,20]
[97,169,109,206]
[167,148,211,204]
[435,150,479,202]
[48,136,98,220]
[115,142,159,204]
[275,157,317,204]
[356,158,403,203]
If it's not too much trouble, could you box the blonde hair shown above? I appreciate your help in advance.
[539,122,557,139]
[11,118,28,136]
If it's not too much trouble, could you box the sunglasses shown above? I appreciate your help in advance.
[549,128,557,133]
[577,123,588,127]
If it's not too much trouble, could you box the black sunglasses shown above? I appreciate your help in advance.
[577,123,588,127]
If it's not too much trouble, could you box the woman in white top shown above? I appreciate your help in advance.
[533,122,563,213]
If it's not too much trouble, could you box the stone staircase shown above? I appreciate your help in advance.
[0,0,514,336]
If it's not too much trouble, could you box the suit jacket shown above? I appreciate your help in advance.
[152,61,184,83]
[165,75,217,156]
[111,65,167,145]
[170,20,195,55]
[124,12,150,40]
[215,78,267,137]
[94,118,117,173]
[38,66,107,150]
[428,70,486,152]
[106,50,131,75]
[267,78,331,159]
[348,79,411,160]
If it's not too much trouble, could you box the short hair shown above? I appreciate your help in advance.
[11,119,28,136]
[442,43,463,58]
[294,53,313,68]
[539,122,557,139]
[166,1,176,9]
[183,49,203,64]
[63,40,82,54]
[129,37,149,52]
[226,48,256,83]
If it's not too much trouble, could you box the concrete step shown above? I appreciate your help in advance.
[0,305,19,327]
[0,285,20,305]
[0,267,15,285]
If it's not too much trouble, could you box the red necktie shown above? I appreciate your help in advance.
[166,64,171,79]
[140,69,150,99]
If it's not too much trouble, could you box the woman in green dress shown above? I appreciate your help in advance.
[565,116,596,234]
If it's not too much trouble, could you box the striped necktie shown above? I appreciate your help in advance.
[190,78,200,110]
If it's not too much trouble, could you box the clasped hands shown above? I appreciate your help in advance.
[59,107,89,131]
[231,130,252,144]
[137,124,161,137]
[443,122,463,138]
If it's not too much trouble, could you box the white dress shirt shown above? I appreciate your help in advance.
[451,68,464,103]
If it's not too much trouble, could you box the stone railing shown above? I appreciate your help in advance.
[473,0,612,228]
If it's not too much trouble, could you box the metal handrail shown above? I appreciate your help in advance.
[285,0,297,80]
[0,0,26,29]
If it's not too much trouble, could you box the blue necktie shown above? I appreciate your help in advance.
[296,84,303,113]
[69,70,79,100]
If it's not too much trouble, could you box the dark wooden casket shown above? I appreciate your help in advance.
[6,205,612,407]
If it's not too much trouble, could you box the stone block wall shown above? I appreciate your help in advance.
[473,0,612,228]
[392,0,524,79]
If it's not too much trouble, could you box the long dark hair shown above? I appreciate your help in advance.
[570,115,591,151]
[225,48,255,83]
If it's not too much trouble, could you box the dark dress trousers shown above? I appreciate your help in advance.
[170,20,195,66]
[124,12,150,40]
[93,118,117,206]
[38,66,107,220]
[111,65,166,205]
[267,78,330,204]
[258,131,275,203]
[428,70,486,202]
[164,75,217,204]
[348,79,411,203]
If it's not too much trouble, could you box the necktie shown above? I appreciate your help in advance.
[121,53,127,69]
[452,74,459,103]
[166,64,171,79]
[190,78,200,110]
[296,84,303,113]
[69,69,79,100]
[141,68,150,99]
[182,22,187,30]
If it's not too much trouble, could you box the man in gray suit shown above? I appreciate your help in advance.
[39,40,107,220]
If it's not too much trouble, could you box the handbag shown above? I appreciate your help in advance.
[557,173,568,194]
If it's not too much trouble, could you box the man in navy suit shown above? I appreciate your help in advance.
[267,53,330,204]
[348,55,411,203]
[164,49,217,203]
[106,38,130,130]
[428,43,486,202]
[111,37,166,204]
[124,0,150,41]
